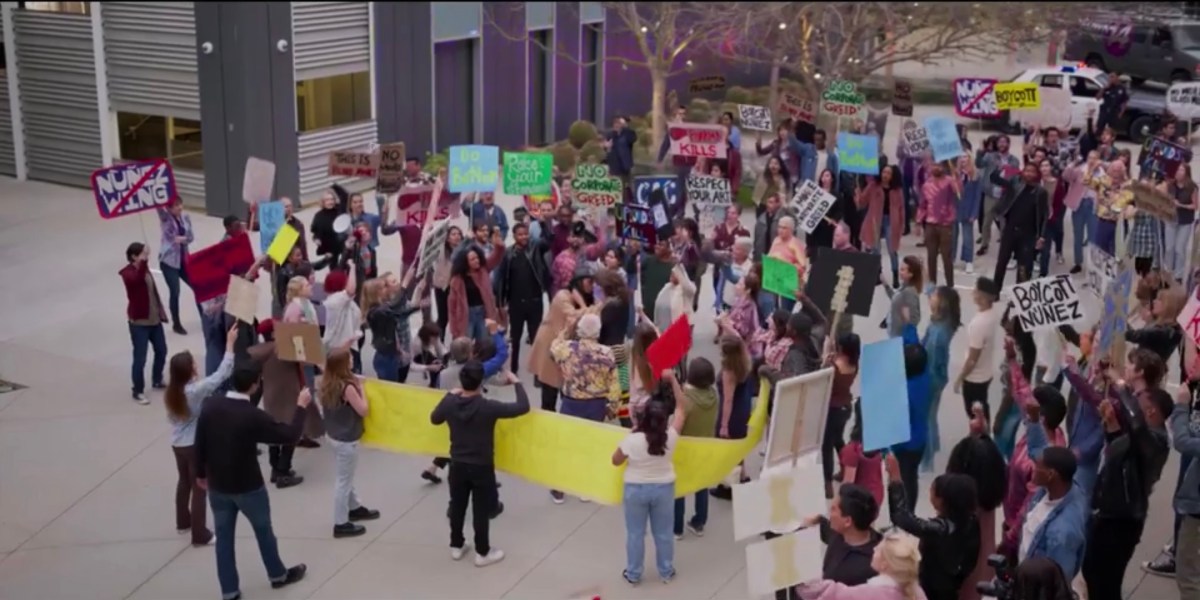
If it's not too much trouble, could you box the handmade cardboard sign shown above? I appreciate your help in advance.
[266,222,300,265]
[275,321,326,366]
[892,79,914,117]
[1131,181,1179,222]
[396,185,456,226]
[779,92,816,124]
[732,458,826,541]
[744,528,822,598]
[1142,138,1192,181]
[790,180,836,234]
[737,104,773,131]
[902,124,930,155]
[994,82,1040,110]
[242,157,275,204]
[256,200,286,254]
[573,163,623,208]
[1097,262,1135,369]
[860,337,911,451]
[763,369,834,471]
[1085,246,1119,295]
[448,145,499,193]
[762,256,799,300]
[1178,287,1200,348]
[224,275,258,324]
[820,79,865,118]
[667,123,728,159]
[92,159,177,220]
[503,152,553,195]
[925,116,964,163]
[1009,275,1083,332]
[328,149,380,178]
[415,219,451,279]
[1169,82,1200,120]
[688,75,726,94]
[187,233,255,303]
[953,78,1000,118]
[376,143,407,194]
[805,248,882,317]
[837,133,879,175]
[1023,88,1072,130]
[634,175,683,216]
[644,314,691,378]
[685,173,731,205]
[617,204,656,245]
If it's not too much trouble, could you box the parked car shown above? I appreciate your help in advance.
[1063,19,1200,86]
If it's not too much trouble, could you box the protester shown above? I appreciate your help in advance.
[1085,159,1133,256]
[1126,283,1184,363]
[793,530,925,600]
[311,187,347,268]
[430,363,528,567]
[163,327,236,546]
[674,357,717,538]
[317,350,379,538]
[530,268,594,411]
[614,375,687,585]
[917,163,960,290]
[790,128,840,190]
[1169,383,1200,596]
[321,268,361,372]
[976,135,1020,256]
[807,169,841,254]
[431,225,465,340]
[596,270,633,416]
[821,333,860,497]
[652,263,697,333]
[410,323,447,389]
[670,217,703,312]
[1011,440,1087,582]
[955,278,1001,419]
[274,247,330,317]
[860,165,905,286]
[945,411,1008,600]
[1036,159,1067,277]
[121,241,168,404]
[882,256,922,338]
[470,192,510,241]
[364,271,426,382]
[448,243,503,340]
[754,156,792,215]
[246,320,314,489]
[841,405,885,510]
[890,324,931,510]
[495,222,549,371]
[1062,152,1099,274]
[1013,557,1074,600]
[756,123,801,189]
[156,199,195,334]
[195,364,310,599]
[801,484,883,586]
[1164,164,1198,282]
[989,161,1048,287]
[768,215,807,310]
[922,286,961,471]
[347,192,384,250]
[605,115,636,182]
[754,193,789,261]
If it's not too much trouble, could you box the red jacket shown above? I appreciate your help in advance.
[120,260,167,322]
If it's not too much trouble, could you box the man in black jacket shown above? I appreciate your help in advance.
[990,162,1049,287]
[494,223,550,372]
[431,361,530,568]
[804,484,883,586]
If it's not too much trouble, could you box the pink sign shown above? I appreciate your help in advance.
[667,123,728,160]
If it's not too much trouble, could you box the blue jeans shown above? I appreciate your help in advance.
[373,351,407,383]
[1094,218,1117,256]
[209,486,288,600]
[200,311,226,376]
[879,217,901,280]
[467,306,486,340]
[951,221,975,263]
[1039,219,1064,277]
[159,261,190,327]
[1177,455,1195,551]
[1072,198,1094,267]
[673,490,709,535]
[129,323,166,394]
[623,482,675,581]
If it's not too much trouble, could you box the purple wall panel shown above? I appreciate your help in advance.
[482,3,527,149]
[553,2,580,139]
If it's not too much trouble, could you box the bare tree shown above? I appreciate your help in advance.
[486,2,752,151]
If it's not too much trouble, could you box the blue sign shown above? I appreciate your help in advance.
[91,160,177,220]
[860,337,911,451]
[257,201,286,253]
[448,145,499,193]
[925,116,964,163]
[634,175,681,217]
[837,133,879,175]
[1097,262,1135,361]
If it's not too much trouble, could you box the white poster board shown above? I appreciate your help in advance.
[738,104,773,132]
[1085,246,1119,296]
[732,459,826,541]
[1178,289,1200,348]
[744,528,823,598]
[1023,87,1072,130]
[686,173,732,204]
[902,126,930,155]
[790,181,837,234]
[1169,82,1200,120]
[224,275,258,324]
[242,157,276,204]
[667,123,728,159]
[764,368,834,469]
[415,219,451,279]
[1009,275,1082,332]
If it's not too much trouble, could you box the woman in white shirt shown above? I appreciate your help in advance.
[613,371,688,585]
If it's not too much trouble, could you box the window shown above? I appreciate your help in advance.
[295,72,371,133]
[1036,74,1063,89]
[20,2,89,14]
[1070,76,1101,98]
[116,113,205,170]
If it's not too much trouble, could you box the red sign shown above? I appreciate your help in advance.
[667,124,728,160]
[186,233,255,303]
[779,93,816,125]
[645,315,692,380]
[396,185,458,226]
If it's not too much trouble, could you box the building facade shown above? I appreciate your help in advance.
[0,1,766,217]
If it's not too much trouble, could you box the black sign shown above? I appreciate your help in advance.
[804,248,882,317]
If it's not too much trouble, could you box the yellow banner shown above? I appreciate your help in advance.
[994,82,1040,110]
[361,378,770,505]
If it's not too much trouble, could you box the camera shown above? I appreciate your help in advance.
[977,554,1014,600]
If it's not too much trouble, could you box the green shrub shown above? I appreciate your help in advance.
[634,127,652,149]
[628,115,649,131]
[724,86,754,105]
[567,120,598,149]
[549,142,577,173]
[579,139,606,164]
[422,150,449,174]
[736,182,756,208]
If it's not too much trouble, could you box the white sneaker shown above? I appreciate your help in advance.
[550,491,565,505]
[578,497,591,503]
[133,393,149,405]
[674,532,683,541]
[451,543,472,561]
[965,263,975,275]
[475,548,505,567]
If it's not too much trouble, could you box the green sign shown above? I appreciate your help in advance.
[821,79,865,117]
[573,163,623,205]
[762,256,799,300]
[503,152,553,195]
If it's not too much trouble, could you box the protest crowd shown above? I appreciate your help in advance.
[112,67,1200,600]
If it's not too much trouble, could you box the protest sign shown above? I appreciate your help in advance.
[744,528,823,597]
[667,123,728,160]
[892,79,914,117]
[415,219,451,279]
[1142,138,1191,181]
[645,314,691,378]
[224,275,258,324]
[266,222,300,265]
[837,133,879,175]
[1168,82,1200,120]
[860,337,911,451]
[732,460,826,541]
[779,92,816,124]
[994,82,1040,110]
[805,248,882,317]
[1131,181,1178,222]
[790,180,836,234]
[1009,275,1083,332]
[762,256,799,300]
[1096,263,1135,369]
[634,175,683,218]
[241,157,275,204]
[925,116,964,163]
[502,152,552,195]
[92,159,177,220]
[327,149,380,178]
[902,124,930,155]
[187,233,255,303]
[953,78,1000,118]
[737,104,772,132]
[1085,246,1119,295]
[820,79,865,118]
[685,173,731,205]
[688,75,726,94]
[395,185,456,226]
[1023,87,1072,130]
[865,103,890,140]
[375,143,406,194]
[1179,288,1200,348]
[763,369,834,471]
[572,163,623,208]
[275,322,325,366]
[448,145,499,193]
[256,201,285,254]
[617,204,655,245]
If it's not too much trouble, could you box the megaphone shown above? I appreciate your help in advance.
[333,214,352,236]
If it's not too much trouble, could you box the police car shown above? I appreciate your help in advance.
[994,65,1179,142]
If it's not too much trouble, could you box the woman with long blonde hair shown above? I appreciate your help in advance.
[318,349,379,538]
[283,276,316,324]
[795,530,927,600]
[363,270,426,382]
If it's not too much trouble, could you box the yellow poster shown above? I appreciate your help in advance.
[994,82,1040,110]
[361,378,770,505]
[266,223,300,265]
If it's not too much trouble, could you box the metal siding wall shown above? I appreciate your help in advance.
[553,2,579,140]
[14,11,101,187]
[373,2,432,157]
[0,71,13,176]
[482,2,525,148]
[292,1,370,81]
[434,40,472,150]
[101,2,199,120]
[297,120,377,199]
